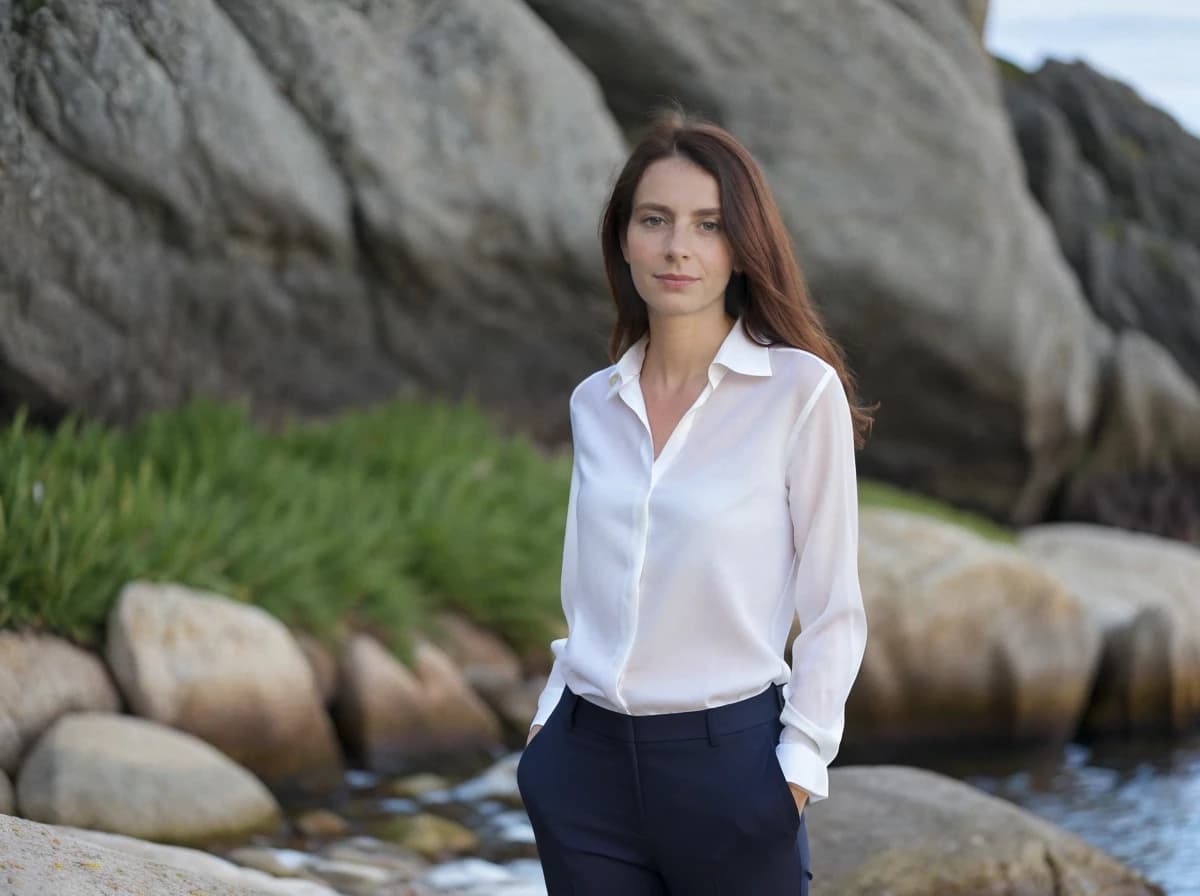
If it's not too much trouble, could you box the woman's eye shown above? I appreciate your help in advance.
[700,220,721,232]
[642,215,665,227]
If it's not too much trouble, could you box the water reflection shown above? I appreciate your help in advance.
[922,733,1200,895]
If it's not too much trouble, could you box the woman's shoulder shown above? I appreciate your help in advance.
[567,366,617,412]
[766,345,839,396]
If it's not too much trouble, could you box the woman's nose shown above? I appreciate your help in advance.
[665,229,691,259]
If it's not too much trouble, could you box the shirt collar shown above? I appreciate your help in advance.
[605,316,772,397]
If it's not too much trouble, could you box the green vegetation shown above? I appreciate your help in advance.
[0,396,1016,657]
[0,399,572,658]
[858,479,1016,543]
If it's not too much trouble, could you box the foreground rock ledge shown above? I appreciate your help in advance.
[0,814,329,896]
[808,766,1164,895]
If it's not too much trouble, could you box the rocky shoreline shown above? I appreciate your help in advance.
[2,511,1196,894]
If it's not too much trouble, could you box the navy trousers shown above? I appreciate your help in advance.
[517,682,813,895]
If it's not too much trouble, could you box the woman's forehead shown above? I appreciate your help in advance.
[633,157,721,210]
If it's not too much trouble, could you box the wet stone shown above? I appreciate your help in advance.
[296,808,350,839]
[387,773,451,799]
[420,856,546,894]
[373,813,480,861]
[319,839,429,876]
[475,809,538,863]
[226,845,315,878]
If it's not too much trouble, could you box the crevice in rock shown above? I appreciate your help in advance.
[9,8,200,254]
[1043,845,1067,896]
[207,0,434,366]
[0,345,65,425]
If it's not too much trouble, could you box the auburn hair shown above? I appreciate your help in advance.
[599,108,877,448]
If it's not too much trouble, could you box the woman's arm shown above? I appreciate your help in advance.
[527,401,582,743]
[776,368,869,804]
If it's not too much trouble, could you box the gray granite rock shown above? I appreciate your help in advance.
[807,766,1163,895]
[0,632,120,774]
[335,635,502,774]
[848,508,1100,753]
[525,0,1109,523]
[16,712,281,845]
[0,0,624,439]
[1019,523,1200,736]
[106,581,343,794]
[0,813,330,895]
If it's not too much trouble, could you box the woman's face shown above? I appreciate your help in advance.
[621,156,735,320]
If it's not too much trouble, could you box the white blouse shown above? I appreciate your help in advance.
[529,316,868,803]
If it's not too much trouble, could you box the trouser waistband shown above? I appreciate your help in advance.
[562,682,785,745]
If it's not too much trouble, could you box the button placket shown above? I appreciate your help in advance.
[611,375,716,707]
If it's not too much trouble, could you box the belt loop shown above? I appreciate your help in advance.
[705,710,717,747]
[566,691,581,730]
[774,682,785,713]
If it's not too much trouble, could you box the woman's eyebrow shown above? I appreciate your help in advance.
[633,202,722,216]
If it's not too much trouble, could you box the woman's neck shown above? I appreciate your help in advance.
[641,309,736,393]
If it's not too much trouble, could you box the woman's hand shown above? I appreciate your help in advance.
[526,724,543,747]
[787,782,809,816]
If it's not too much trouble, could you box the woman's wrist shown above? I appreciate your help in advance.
[526,723,543,746]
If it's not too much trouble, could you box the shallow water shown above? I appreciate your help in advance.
[922,732,1200,895]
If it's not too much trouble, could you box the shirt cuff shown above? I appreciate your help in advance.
[529,685,564,730]
[775,740,830,803]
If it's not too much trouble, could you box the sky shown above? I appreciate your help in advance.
[984,0,1200,137]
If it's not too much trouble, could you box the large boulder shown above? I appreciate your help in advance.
[15,712,281,845]
[0,0,624,438]
[845,508,1100,755]
[1002,58,1200,541]
[0,813,332,896]
[1061,332,1200,542]
[105,581,343,794]
[1018,524,1200,736]
[525,0,1109,523]
[808,766,1163,894]
[0,632,121,774]
[428,610,532,740]
[429,611,523,699]
[334,634,503,774]
[961,0,989,40]
[1003,59,1200,387]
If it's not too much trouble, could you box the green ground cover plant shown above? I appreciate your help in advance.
[0,398,571,658]
[0,396,1011,657]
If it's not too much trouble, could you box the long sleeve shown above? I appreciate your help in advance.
[528,405,581,731]
[775,368,869,802]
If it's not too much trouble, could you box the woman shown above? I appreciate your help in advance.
[517,109,873,895]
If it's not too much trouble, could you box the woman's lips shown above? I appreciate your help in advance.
[655,274,698,285]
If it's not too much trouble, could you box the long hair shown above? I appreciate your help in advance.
[599,108,877,448]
